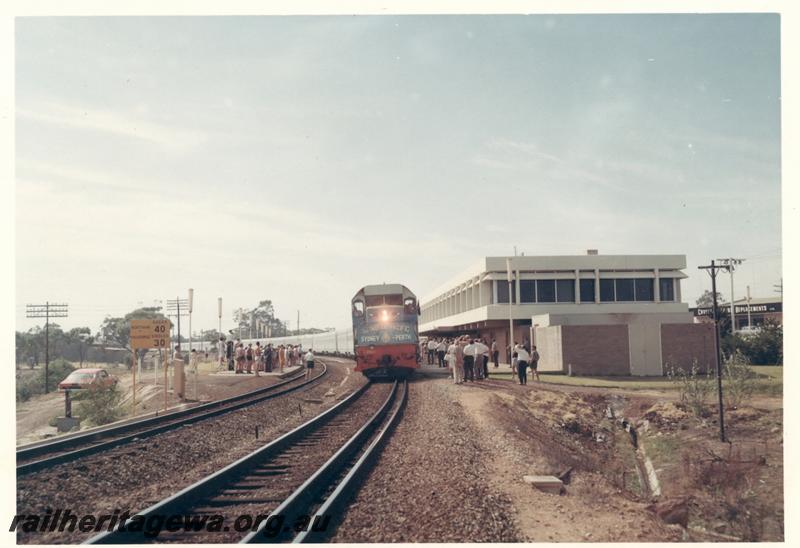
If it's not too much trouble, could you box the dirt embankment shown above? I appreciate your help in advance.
[451,378,783,542]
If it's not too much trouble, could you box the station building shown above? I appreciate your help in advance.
[419,252,716,376]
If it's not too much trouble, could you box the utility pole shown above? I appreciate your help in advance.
[746,285,752,328]
[188,288,194,353]
[26,302,69,394]
[698,260,728,442]
[716,257,744,332]
[506,258,514,364]
[166,297,189,347]
[218,297,222,337]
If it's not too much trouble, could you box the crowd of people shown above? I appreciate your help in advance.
[422,336,540,385]
[217,337,315,378]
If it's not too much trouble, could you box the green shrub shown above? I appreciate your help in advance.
[16,383,32,403]
[666,359,715,417]
[722,319,782,365]
[40,358,76,393]
[74,384,123,426]
[15,358,76,401]
[722,351,756,408]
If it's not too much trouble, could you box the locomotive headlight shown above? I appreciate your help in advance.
[381,309,389,322]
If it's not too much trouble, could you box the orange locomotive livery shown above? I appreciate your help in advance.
[351,284,420,379]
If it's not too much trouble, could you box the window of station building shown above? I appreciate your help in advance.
[520,280,536,303]
[537,280,556,302]
[599,279,615,302]
[634,278,654,301]
[579,279,595,302]
[659,278,675,301]
[556,279,575,302]
[496,280,511,303]
[615,279,635,301]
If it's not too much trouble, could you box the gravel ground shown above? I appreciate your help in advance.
[333,378,524,542]
[16,359,366,544]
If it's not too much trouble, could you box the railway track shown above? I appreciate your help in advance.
[17,364,328,476]
[87,379,408,544]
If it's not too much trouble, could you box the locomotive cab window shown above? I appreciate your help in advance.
[352,300,365,316]
[384,294,403,306]
[403,297,416,314]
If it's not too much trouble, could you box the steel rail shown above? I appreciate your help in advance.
[17,364,328,476]
[243,380,407,544]
[85,379,371,545]
[293,379,407,543]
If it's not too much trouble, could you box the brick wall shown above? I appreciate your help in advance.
[560,324,631,376]
[661,323,717,373]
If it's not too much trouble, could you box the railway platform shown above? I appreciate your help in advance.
[210,365,303,378]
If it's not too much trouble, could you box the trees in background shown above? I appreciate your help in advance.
[234,300,289,338]
[722,319,783,365]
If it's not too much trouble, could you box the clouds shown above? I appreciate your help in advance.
[13,15,782,332]
[17,101,208,149]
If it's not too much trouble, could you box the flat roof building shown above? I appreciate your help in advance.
[420,252,715,376]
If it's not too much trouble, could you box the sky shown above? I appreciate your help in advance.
[13,13,782,335]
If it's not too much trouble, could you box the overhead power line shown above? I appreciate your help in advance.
[25,302,69,394]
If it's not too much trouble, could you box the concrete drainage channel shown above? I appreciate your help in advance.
[606,396,661,499]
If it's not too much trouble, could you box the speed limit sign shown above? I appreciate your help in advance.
[130,319,172,349]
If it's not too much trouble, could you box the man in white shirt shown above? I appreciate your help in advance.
[463,339,476,382]
[445,339,459,384]
[436,339,448,368]
[515,344,530,385]
[304,348,315,380]
[474,339,490,379]
[426,339,437,365]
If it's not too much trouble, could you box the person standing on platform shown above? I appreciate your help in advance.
[515,343,530,385]
[304,348,315,380]
[218,337,226,371]
[427,338,437,365]
[436,338,447,368]
[475,338,490,379]
[226,339,234,371]
[530,345,541,382]
[265,343,273,373]
[278,345,286,373]
[234,343,245,374]
[511,342,518,375]
[254,342,262,377]
[463,338,476,382]
[189,349,199,388]
[245,343,255,374]
[491,339,499,368]
[454,338,465,384]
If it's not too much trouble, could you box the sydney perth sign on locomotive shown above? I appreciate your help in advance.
[355,320,417,346]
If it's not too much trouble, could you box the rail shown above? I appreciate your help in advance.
[17,363,328,476]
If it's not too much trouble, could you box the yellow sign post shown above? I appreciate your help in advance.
[130,319,171,416]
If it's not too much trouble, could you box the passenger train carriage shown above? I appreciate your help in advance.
[351,284,420,379]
